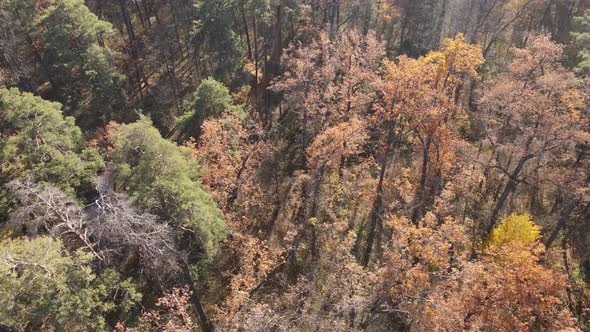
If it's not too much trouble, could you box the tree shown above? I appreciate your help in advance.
[110,117,227,258]
[176,77,239,142]
[487,213,540,247]
[479,34,589,236]
[359,34,483,266]
[369,213,469,329]
[116,287,196,332]
[571,9,590,75]
[36,0,126,126]
[6,175,217,331]
[398,0,448,56]
[192,0,243,83]
[270,29,384,260]
[0,88,103,195]
[271,30,383,165]
[0,236,140,331]
[419,214,575,331]
[0,0,53,90]
[7,179,103,260]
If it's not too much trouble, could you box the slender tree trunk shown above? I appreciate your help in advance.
[545,211,569,249]
[180,260,214,332]
[119,0,136,42]
[562,237,574,312]
[241,2,253,60]
[411,133,432,226]
[142,0,152,29]
[544,199,584,248]
[168,2,184,54]
[253,14,259,97]
[309,161,327,258]
[329,0,339,38]
[362,128,397,267]
[119,0,148,92]
[165,57,180,113]
[133,0,148,32]
[486,137,534,236]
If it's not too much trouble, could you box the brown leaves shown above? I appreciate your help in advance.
[306,117,368,169]
[420,245,575,331]
[116,287,195,332]
[509,34,564,78]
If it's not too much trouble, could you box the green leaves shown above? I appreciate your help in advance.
[177,77,239,141]
[0,237,140,331]
[192,0,243,83]
[571,12,590,75]
[112,117,227,257]
[0,88,103,193]
[36,0,125,126]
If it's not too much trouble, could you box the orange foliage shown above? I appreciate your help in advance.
[420,245,575,331]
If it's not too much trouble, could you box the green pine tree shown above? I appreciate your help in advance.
[0,88,103,194]
[112,117,227,257]
[177,77,240,141]
[37,0,126,126]
[0,236,140,331]
[571,10,590,75]
[192,0,243,83]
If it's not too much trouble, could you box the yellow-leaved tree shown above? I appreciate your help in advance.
[487,213,541,249]
[417,213,575,331]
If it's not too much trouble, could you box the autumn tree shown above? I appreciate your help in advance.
[419,214,575,331]
[1,1,590,330]
[115,287,196,332]
[479,34,588,236]
[359,34,483,266]
[269,30,384,261]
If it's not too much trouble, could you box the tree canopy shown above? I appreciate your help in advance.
[1,0,589,331]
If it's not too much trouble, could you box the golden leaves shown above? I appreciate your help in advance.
[487,213,541,249]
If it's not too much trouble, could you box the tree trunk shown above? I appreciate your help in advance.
[260,4,282,124]
[119,0,136,42]
[486,138,534,236]
[362,128,397,267]
[309,161,327,258]
[133,0,148,32]
[562,237,574,312]
[180,260,214,332]
[411,133,432,226]
[241,2,253,60]
[544,198,583,248]
[253,14,259,97]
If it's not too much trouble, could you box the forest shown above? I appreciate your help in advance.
[0,0,589,331]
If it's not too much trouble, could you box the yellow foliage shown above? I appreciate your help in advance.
[423,33,485,86]
[561,88,586,121]
[487,213,541,248]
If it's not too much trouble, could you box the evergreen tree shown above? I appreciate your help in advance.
[111,117,227,257]
[36,0,126,126]
[0,236,140,331]
[0,88,103,194]
[571,10,590,75]
[177,77,239,141]
[192,0,243,83]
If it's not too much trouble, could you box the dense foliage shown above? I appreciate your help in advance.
[0,0,589,331]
